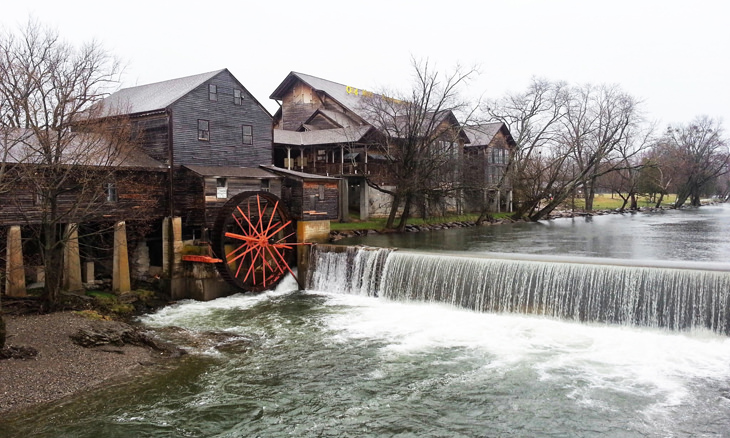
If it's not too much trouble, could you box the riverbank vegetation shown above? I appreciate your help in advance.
[361,62,729,229]
[331,194,679,233]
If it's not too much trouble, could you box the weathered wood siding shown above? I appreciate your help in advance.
[281,178,339,221]
[172,166,205,227]
[172,167,285,229]
[0,167,167,226]
[170,70,273,167]
[131,114,170,164]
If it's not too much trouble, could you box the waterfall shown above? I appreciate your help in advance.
[307,245,730,334]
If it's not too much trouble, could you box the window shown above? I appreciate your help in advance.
[198,119,210,141]
[105,181,118,203]
[491,147,506,165]
[209,84,218,101]
[242,124,253,144]
[261,179,270,192]
[216,178,227,199]
[234,89,243,105]
[34,187,47,206]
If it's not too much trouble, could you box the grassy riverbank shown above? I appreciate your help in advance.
[332,194,677,232]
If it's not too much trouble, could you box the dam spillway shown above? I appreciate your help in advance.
[307,245,730,334]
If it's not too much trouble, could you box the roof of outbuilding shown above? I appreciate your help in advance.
[184,165,280,179]
[98,69,225,116]
[260,165,340,181]
[1,128,166,169]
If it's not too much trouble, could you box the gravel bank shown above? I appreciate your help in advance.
[0,312,160,414]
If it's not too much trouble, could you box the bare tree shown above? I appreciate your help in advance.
[485,78,570,219]
[658,117,729,208]
[562,84,644,211]
[0,20,149,307]
[487,80,648,221]
[360,58,478,231]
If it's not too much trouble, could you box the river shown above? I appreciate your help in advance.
[1,206,730,437]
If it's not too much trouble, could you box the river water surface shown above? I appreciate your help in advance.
[1,206,730,437]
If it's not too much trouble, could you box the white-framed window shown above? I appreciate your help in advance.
[234,89,243,105]
[242,124,253,145]
[209,84,218,101]
[216,178,227,199]
[198,119,210,141]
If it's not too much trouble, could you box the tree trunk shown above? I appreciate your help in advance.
[654,193,665,208]
[396,195,413,232]
[619,198,629,211]
[0,314,6,349]
[42,223,65,308]
[630,193,638,210]
[674,190,690,208]
[385,194,400,229]
[584,180,596,211]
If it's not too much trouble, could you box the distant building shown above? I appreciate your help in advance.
[463,123,517,213]
[269,71,470,219]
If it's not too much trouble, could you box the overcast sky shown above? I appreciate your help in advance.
[2,0,729,129]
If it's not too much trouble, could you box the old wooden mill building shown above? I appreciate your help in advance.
[1,69,515,299]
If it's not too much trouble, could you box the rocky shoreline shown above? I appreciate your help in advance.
[0,311,182,415]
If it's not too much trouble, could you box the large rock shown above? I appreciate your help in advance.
[70,320,185,357]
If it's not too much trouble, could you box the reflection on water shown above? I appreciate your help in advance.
[339,205,730,262]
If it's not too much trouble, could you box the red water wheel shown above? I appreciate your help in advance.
[212,191,299,292]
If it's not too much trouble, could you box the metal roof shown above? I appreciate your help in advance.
[184,165,280,179]
[1,128,166,169]
[273,126,373,146]
[97,69,225,116]
[260,165,340,181]
[463,123,509,147]
[270,72,374,123]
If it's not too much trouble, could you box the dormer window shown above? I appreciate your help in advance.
[234,89,243,105]
[209,84,218,101]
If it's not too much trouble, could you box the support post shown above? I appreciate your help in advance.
[63,223,83,293]
[112,221,131,293]
[5,226,26,297]
[339,178,349,222]
[360,181,370,220]
[296,220,330,288]
[162,216,182,279]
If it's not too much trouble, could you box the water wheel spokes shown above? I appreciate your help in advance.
[212,191,303,292]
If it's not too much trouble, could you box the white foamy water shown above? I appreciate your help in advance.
[314,290,730,416]
[140,273,300,330]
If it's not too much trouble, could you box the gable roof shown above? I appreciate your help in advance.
[463,122,516,148]
[270,72,372,123]
[270,72,468,144]
[98,69,225,117]
[304,108,359,129]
